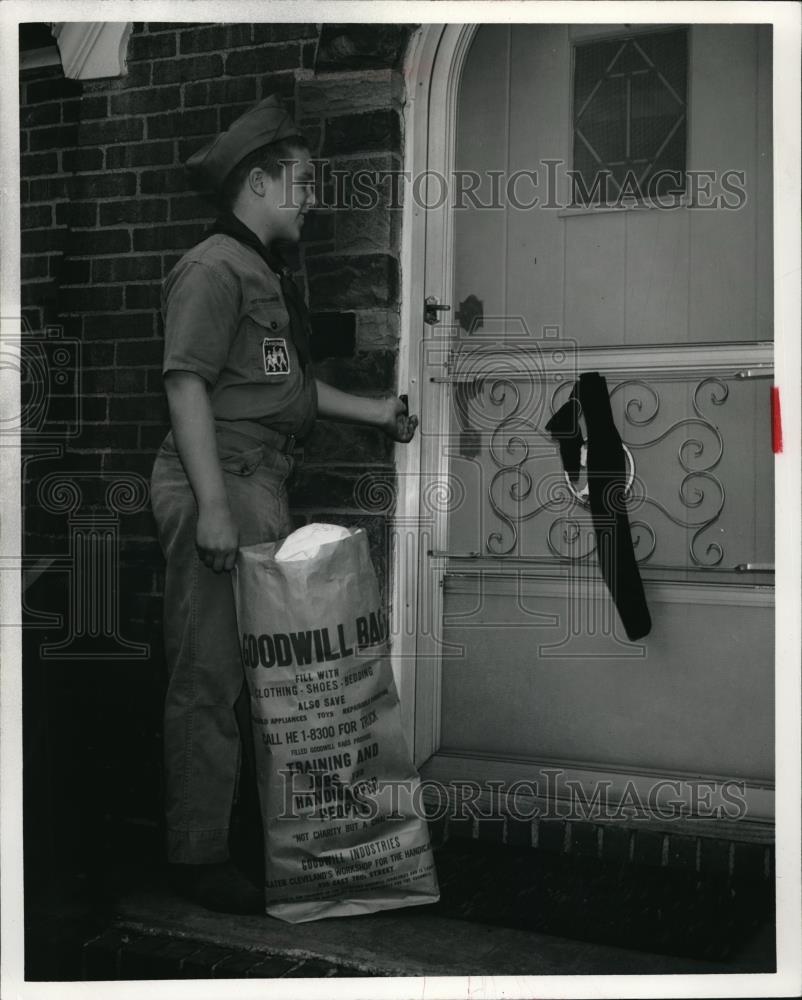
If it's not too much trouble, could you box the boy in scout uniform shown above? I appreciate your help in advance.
[150,96,417,914]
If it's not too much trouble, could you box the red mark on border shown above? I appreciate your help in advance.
[771,386,783,454]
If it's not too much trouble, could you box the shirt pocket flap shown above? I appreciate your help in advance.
[246,299,290,334]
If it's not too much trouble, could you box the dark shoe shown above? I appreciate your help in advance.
[168,860,264,915]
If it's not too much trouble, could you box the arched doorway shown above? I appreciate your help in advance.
[398,22,774,839]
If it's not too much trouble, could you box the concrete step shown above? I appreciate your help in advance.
[99,881,757,978]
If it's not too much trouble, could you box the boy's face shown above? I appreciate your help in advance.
[260,147,316,245]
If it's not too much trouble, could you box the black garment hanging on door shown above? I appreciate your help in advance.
[546,372,651,642]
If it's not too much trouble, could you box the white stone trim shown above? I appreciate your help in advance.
[51,21,132,80]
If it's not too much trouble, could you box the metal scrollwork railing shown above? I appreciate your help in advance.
[463,364,763,572]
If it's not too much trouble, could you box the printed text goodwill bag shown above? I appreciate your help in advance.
[232,524,439,922]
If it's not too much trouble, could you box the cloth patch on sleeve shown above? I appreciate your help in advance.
[262,338,291,376]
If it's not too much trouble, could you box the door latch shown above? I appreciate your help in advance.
[424,296,451,326]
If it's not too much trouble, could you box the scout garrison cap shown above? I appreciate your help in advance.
[184,94,303,191]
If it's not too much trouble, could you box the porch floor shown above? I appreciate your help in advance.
[25,838,775,981]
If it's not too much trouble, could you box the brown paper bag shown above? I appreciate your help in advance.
[232,524,440,922]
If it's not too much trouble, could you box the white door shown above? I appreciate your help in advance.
[412,24,774,832]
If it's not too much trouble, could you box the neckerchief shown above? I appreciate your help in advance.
[206,212,311,369]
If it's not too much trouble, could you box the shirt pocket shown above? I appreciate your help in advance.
[245,299,295,379]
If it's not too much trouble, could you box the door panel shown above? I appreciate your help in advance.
[440,582,774,778]
[426,23,774,790]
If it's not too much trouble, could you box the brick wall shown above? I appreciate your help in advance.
[19,20,415,880]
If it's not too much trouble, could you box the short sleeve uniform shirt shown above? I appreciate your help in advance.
[161,234,317,440]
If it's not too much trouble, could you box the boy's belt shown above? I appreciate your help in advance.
[257,426,297,455]
[215,420,299,456]
[160,425,298,460]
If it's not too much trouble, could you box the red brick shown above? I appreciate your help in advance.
[55,202,97,228]
[75,395,109,422]
[125,283,162,310]
[69,173,137,199]
[21,102,61,127]
[85,313,156,340]
[117,340,164,368]
[128,31,178,61]
[177,136,220,162]
[146,22,205,34]
[78,117,145,145]
[21,229,67,253]
[152,54,224,85]
[169,194,214,222]
[92,256,163,282]
[139,424,170,450]
[257,74,296,103]
[22,257,49,280]
[184,77,257,107]
[28,176,69,201]
[21,204,53,229]
[110,395,168,422]
[179,23,252,54]
[115,369,149,393]
[110,86,181,115]
[146,108,218,140]
[70,229,132,255]
[25,77,82,104]
[132,223,206,251]
[225,45,301,77]
[56,259,92,285]
[74,95,109,120]
[21,280,54,307]
[62,147,104,172]
[252,24,319,43]
[220,103,257,130]
[106,141,175,169]
[140,167,193,195]
[100,199,168,227]
[60,285,124,313]
[78,346,112,372]
[125,62,153,88]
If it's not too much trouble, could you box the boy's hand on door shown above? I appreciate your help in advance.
[381,395,419,443]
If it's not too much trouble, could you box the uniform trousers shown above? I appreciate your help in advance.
[150,434,294,863]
